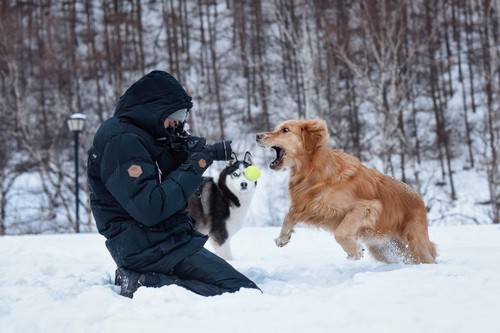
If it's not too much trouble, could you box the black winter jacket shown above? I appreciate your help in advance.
[87,71,207,272]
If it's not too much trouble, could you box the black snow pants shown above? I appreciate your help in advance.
[141,247,261,296]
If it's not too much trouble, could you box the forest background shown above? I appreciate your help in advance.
[0,0,498,235]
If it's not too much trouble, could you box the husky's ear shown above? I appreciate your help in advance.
[244,151,253,165]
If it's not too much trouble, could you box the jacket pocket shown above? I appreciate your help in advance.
[145,220,192,253]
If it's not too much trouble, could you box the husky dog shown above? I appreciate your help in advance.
[187,152,257,260]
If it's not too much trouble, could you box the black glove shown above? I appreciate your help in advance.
[183,137,213,175]
[182,137,233,175]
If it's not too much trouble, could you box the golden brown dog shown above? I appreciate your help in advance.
[256,119,437,264]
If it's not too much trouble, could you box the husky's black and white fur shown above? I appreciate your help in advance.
[187,152,257,260]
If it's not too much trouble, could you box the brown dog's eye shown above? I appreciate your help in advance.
[282,128,290,133]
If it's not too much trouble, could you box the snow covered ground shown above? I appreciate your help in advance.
[1,225,499,333]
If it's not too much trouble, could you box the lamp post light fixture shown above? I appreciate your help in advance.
[67,113,87,233]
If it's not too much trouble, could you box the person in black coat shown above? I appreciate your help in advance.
[87,70,260,298]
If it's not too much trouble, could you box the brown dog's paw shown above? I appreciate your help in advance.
[346,248,365,260]
[274,235,291,247]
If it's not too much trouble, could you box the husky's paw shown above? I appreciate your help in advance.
[274,235,291,247]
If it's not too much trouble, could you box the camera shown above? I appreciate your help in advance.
[184,136,232,161]
[205,140,232,161]
[172,121,190,138]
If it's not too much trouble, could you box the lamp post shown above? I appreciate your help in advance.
[67,113,87,233]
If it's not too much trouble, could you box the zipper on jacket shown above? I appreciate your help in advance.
[155,161,162,183]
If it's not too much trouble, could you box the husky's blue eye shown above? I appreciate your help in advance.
[232,172,239,177]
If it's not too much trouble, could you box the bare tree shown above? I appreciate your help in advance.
[477,0,500,223]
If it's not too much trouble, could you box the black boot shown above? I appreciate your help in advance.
[114,267,145,299]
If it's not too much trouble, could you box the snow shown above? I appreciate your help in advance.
[1,225,500,333]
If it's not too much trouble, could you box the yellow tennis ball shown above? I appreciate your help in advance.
[244,165,261,182]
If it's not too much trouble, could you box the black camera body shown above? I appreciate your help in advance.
[158,130,231,162]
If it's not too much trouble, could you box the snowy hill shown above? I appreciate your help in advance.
[1,225,500,333]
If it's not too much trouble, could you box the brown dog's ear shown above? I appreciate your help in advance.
[301,119,328,152]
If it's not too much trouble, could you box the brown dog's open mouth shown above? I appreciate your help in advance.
[270,146,285,169]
